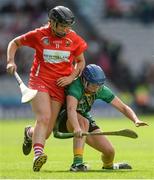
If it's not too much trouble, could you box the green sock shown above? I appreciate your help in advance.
[73,155,83,165]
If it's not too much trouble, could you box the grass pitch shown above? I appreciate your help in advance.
[0,116,154,179]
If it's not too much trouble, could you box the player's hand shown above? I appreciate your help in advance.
[135,120,149,127]
[73,129,83,138]
[6,63,17,75]
[57,76,74,87]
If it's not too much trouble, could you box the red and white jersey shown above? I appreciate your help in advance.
[19,25,87,81]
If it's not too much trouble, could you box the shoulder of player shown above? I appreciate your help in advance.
[66,78,83,98]
[70,77,81,85]
[31,25,50,35]
[98,85,111,92]
[66,30,84,41]
[68,78,83,90]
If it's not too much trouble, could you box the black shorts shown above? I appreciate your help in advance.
[54,109,100,133]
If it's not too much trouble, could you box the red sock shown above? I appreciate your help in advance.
[33,143,44,158]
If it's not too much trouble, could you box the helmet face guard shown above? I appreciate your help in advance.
[82,64,106,87]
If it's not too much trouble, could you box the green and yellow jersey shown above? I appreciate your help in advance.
[65,77,115,121]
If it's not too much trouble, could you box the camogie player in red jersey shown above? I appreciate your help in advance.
[6,6,87,172]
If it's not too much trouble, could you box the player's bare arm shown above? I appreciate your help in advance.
[66,95,82,137]
[73,53,86,77]
[6,37,21,74]
[57,53,85,87]
[111,96,148,127]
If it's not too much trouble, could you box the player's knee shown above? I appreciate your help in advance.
[103,146,115,158]
[37,114,51,126]
[83,118,89,131]
[78,117,89,131]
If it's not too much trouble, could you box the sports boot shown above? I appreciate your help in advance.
[33,154,47,172]
[70,163,90,172]
[22,126,32,155]
[103,162,132,170]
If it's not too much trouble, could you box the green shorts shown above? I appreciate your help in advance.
[54,109,100,133]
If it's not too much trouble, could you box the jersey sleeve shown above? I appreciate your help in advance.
[65,79,83,100]
[19,29,38,48]
[73,34,87,57]
[97,86,115,103]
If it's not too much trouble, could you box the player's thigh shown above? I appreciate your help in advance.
[86,129,114,154]
[77,113,89,131]
[66,113,89,132]
[31,91,52,117]
[49,99,62,127]
[55,109,68,133]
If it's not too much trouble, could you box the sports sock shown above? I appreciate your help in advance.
[102,154,113,168]
[73,148,83,164]
[26,127,32,140]
[103,163,113,169]
[33,143,44,159]
[73,155,83,164]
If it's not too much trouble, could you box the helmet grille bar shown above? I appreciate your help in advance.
[48,6,75,25]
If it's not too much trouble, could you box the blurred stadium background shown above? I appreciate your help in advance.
[0,0,154,119]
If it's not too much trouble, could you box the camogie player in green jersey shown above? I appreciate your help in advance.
[53,64,148,172]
